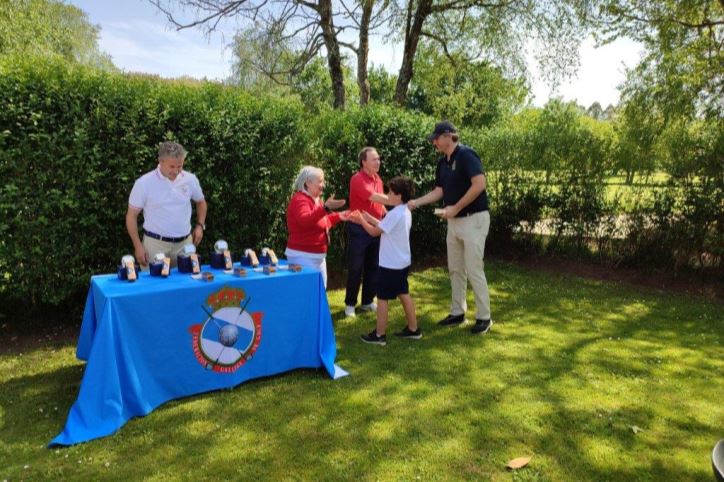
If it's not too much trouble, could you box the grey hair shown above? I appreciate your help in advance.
[292,166,324,192]
[158,141,187,160]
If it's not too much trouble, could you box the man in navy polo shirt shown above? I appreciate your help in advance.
[409,121,492,335]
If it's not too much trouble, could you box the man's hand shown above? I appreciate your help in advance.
[325,194,346,210]
[439,206,460,219]
[192,225,204,245]
[134,245,149,267]
[407,199,418,210]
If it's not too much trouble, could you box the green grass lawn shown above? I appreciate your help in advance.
[1,261,722,481]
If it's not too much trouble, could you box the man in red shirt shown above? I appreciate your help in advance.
[344,147,387,317]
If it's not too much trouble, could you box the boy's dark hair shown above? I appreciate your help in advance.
[387,176,415,203]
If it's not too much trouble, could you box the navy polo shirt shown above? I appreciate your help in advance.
[435,144,489,217]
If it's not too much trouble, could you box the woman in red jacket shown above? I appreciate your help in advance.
[285,166,348,287]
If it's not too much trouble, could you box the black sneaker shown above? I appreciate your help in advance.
[471,319,493,334]
[437,313,465,326]
[394,326,423,339]
[361,330,387,346]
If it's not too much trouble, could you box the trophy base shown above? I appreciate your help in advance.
[117,264,140,280]
[177,255,194,273]
[210,252,228,269]
[149,263,164,277]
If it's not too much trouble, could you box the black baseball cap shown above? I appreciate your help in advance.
[427,120,458,141]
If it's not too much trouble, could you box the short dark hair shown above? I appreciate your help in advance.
[358,146,377,167]
[387,176,415,203]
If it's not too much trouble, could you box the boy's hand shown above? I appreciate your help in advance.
[349,210,363,223]
[338,210,352,222]
[361,211,377,224]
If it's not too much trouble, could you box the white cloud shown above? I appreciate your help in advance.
[530,37,645,107]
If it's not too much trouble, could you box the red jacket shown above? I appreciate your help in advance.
[286,191,341,253]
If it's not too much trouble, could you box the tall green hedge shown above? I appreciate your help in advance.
[1,59,720,311]
[0,58,307,305]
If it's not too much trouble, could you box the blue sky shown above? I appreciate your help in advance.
[69,0,644,108]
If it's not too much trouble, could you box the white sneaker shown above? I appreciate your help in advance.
[344,305,356,317]
[359,302,377,312]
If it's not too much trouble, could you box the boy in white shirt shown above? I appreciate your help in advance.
[350,177,420,346]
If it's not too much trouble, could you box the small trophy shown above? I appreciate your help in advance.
[241,248,259,267]
[119,255,138,282]
[210,240,233,270]
[178,244,200,274]
[259,247,278,266]
[150,252,164,277]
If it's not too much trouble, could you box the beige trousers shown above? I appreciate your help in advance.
[142,234,193,269]
[446,211,491,320]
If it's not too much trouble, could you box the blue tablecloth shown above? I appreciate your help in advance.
[50,264,347,446]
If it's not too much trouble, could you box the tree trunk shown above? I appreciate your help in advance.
[318,0,346,109]
[357,0,374,106]
[393,0,432,106]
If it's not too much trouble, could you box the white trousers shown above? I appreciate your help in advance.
[285,253,328,288]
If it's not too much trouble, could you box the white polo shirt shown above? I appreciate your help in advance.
[129,167,205,238]
[378,204,412,269]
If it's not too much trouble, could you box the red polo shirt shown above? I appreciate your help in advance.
[349,170,385,220]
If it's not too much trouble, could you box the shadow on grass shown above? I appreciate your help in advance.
[1,261,722,481]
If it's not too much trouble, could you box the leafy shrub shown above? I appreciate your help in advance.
[0,57,306,305]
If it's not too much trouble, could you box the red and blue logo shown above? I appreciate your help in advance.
[189,286,262,373]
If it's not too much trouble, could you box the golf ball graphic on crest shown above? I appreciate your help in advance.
[189,286,263,372]
[219,324,239,346]
[200,305,256,366]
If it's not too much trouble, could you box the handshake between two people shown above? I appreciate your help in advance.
[346,209,378,226]
[322,195,376,226]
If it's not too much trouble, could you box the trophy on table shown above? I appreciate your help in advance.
[178,244,201,274]
[259,247,278,274]
[210,240,233,270]
[118,255,139,282]
[259,247,278,267]
[241,248,259,268]
[149,252,171,277]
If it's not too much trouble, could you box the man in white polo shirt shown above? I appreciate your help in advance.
[125,141,207,268]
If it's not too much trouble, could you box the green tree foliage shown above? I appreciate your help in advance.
[406,46,528,128]
[0,0,112,68]
[596,0,723,121]
[367,64,397,105]
[389,0,591,105]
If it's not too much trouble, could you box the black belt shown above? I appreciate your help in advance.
[144,230,190,243]
[456,209,486,218]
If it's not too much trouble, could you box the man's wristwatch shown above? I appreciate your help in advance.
[196,223,206,231]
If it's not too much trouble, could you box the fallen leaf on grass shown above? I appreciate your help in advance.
[506,456,532,470]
